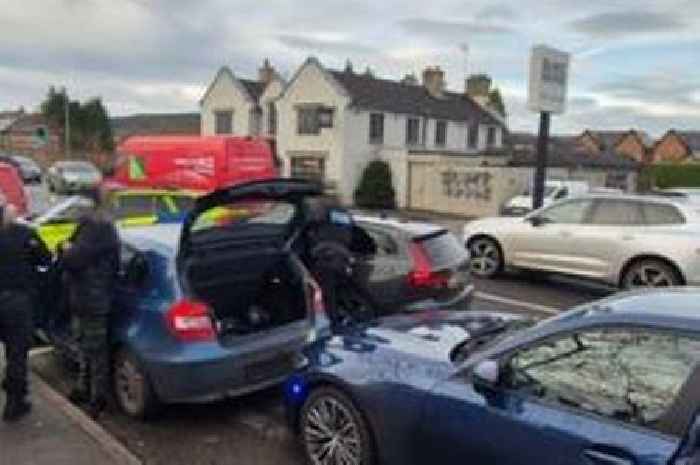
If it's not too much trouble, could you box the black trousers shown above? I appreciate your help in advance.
[0,291,33,399]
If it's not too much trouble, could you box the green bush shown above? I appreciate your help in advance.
[354,160,396,209]
[643,164,700,189]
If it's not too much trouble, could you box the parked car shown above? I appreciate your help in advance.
[501,179,590,216]
[42,179,331,419]
[286,288,700,465]
[112,136,277,191]
[32,189,201,251]
[0,161,30,217]
[464,194,700,289]
[353,215,473,313]
[11,155,42,183]
[47,160,102,194]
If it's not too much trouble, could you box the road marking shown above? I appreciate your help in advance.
[474,291,559,315]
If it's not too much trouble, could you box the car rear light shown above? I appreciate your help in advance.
[408,242,451,289]
[165,299,216,342]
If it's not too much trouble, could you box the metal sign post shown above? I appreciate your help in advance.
[527,45,570,210]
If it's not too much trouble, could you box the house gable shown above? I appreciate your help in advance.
[651,130,692,164]
[200,66,259,136]
[277,57,349,105]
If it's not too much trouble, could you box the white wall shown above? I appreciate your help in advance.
[260,79,285,136]
[201,71,255,136]
[276,60,351,199]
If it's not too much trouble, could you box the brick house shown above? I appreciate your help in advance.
[649,130,700,164]
[577,129,651,163]
[0,111,62,166]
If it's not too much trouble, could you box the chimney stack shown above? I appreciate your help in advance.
[422,66,445,98]
[466,74,492,97]
[258,58,277,85]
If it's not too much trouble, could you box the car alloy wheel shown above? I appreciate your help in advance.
[301,388,371,465]
[469,238,502,278]
[113,350,160,419]
[623,260,681,289]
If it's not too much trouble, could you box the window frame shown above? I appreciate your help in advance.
[493,324,699,439]
[435,120,447,147]
[487,126,498,147]
[406,117,421,146]
[361,224,402,257]
[214,110,233,135]
[531,198,595,225]
[297,107,320,135]
[468,122,479,149]
[268,102,277,135]
[641,202,686,226]
[588,199,646,226]
[369,113,385,145]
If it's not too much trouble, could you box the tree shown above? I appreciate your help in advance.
[40,87,114,153]
[488,87,507,117]
[354,160,396,209]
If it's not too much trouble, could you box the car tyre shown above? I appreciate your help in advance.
[468,237,503,278]
[621,259,682,290]
[300,386,375,465]
[113,349,161,420]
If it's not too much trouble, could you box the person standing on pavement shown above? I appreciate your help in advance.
[61,188,120,418]
[0,195,52,422]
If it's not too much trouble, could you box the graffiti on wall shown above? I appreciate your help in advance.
[441,169,493,201]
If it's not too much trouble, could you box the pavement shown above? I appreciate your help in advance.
[0,347,140,465]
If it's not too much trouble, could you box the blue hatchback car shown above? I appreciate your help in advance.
[45,179,330,419]
[286,288,700,465]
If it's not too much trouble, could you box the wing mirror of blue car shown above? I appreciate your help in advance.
[472,359,500,389]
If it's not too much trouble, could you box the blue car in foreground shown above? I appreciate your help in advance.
[286,288,700,465]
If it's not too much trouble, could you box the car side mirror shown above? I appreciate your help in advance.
[527,216,547,227]
[473,359,500,388]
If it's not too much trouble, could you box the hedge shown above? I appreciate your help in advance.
[642,164,700,189]
[354,160,396,209]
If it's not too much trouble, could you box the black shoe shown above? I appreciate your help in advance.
[3,398,32,423]
[86,399,107,420]
[68,389,90,405]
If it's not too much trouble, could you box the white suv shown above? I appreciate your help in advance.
[463,194,700,289]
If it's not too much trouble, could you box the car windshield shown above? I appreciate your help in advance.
[60,162,96,173]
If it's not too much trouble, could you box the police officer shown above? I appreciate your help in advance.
[61,189,119,418]
[0,196,51,422]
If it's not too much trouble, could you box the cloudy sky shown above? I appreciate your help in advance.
[2,0,699,135]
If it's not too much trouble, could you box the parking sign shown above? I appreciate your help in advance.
[528,45,570,114]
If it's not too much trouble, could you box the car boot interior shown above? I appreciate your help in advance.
[183,235,308,338]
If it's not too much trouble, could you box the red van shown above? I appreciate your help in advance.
[0,162,29,217]
[112,136,277,191]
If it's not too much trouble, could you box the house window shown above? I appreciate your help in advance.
[268,103,277,135]
[369,113,384,144]
[487,127,498,147]
[297,107,334,135]
[214,110,233,135]
[250,109,262,136]
[435,120,447,147]
[468,123,479,148]
[291,156,325,183]
[406,118,420,145]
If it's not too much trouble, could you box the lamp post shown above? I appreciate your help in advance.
[63,87,70,158]
[527,45,570,210]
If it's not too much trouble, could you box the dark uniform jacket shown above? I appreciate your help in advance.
[62,211,120,316]
[0,222,52,296]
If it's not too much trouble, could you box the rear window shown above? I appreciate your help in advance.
[642,203,685,225]
[115,195,155,219]
[191,200,296,234]
[416,231,467,268]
